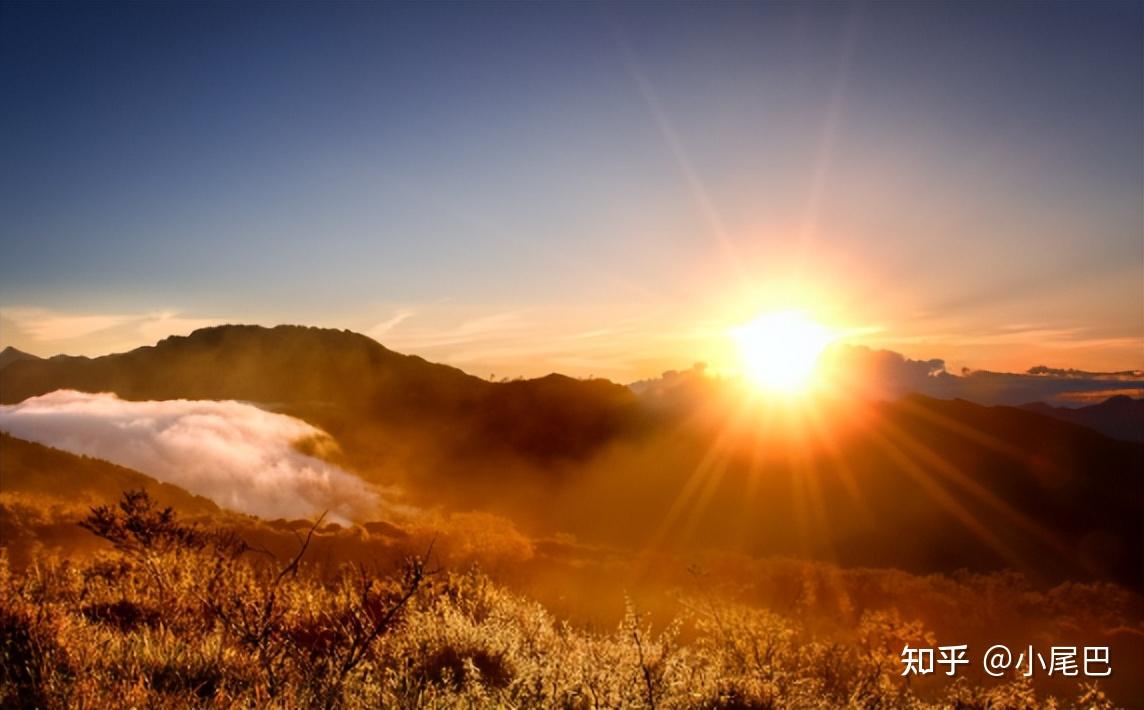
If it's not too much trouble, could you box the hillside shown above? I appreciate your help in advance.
[2,325,1141,589]
[1022,395,1144,443]
[539,392,1144,589]
[0,432,223,566]
[0,325,482,408]
[0,346,39,371]
[0,432,220,514]
[0,325,642,465]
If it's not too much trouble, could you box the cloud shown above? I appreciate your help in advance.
[0,390,385,522]
[384,310,531,350]
[632,344,1144,408]
[2,309,134,341]
[823,345,1144,406]
[1,306,229,357]
[368,309,414,337]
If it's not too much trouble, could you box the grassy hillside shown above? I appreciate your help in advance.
[0,433,220,514]
[0,433,223,567]
[1,420,1140,705]
[2,493,1138,708]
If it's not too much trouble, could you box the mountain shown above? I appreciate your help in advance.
[2,324,1141,588]
[0,325,481,406]
[0,346,40,371]
[0,432,220,514]
[0,432,223,566]
[0,325,643,467]
[541,391,1144,589]
[1021,395,1144,443]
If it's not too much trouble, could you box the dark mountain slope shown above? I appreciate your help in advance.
[3,325,1140,587]
[1021,395,1144,443]
[0,346,40,371]
[0,325,482,407]
[0,325,642,464]
[865,397,1143,580]
[0,432,224,566]
[0,432,220,514]
[543,393,1144,588]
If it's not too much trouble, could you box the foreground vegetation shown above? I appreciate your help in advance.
[0,492,1130,708]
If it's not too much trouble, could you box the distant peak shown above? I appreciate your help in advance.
[162,323,381,348]
[0,346,42,368]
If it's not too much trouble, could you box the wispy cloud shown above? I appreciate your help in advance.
[380,310,531,351]
[867,318,1143,375]
[137,311,223,344]
[2,308,134,342]
[368,309,415,337]
[0,306,229,357]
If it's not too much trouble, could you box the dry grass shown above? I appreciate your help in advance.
[0,492,1132,708]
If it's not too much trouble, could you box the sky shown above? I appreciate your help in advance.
[2,1,1141,381]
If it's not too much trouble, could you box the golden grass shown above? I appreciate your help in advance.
[0,492,1133,708]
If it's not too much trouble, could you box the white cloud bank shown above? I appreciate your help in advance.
[0,390,382,522]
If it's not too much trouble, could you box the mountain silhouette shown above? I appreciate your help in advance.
[534,390,1144,589]
[0,432,220,514]
[0,432,222,567]
[0,346,40,371]
[0,325,642,465]
[2,324,1140,588]
[1021,395,1144,443]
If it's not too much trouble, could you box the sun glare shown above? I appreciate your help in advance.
[732,310,837,394]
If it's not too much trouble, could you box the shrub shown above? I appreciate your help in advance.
[0,492,1133,708]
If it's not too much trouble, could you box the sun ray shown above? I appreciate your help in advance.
[878,414,1072,558]
[863,422,1030,571]
[732,310,837,394]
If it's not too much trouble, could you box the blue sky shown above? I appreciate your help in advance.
[1,1,1141,379]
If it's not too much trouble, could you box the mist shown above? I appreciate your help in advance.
[0,389,383,522]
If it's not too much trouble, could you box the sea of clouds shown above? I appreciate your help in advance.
[0,390,383,522]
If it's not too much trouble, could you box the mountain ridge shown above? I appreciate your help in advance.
[0,432,221,514]
[1,324,1142,589]
[0,324,642,464]
[1021,395,1144,443]
[0,432,224,566]
[0,346,40,371]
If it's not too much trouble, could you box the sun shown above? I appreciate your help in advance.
[731,310,837,394]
